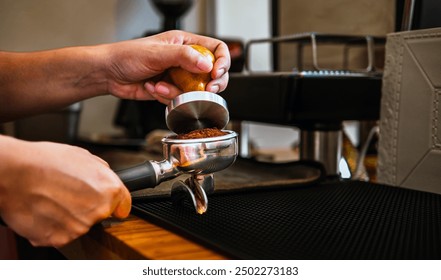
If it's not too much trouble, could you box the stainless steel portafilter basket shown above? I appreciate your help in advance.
[117,90,235,213]
[116,131,238,214]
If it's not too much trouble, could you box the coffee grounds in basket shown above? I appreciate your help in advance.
[176,128,228,139]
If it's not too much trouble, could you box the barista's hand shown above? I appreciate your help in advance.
[0,135,131,247]
[0,30,230,122]
[105,30,231,104]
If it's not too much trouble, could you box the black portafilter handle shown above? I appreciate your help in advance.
[116,161,159,192]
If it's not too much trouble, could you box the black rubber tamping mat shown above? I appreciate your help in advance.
[131,180,441,259]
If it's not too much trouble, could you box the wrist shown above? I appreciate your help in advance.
[70,45,110,98]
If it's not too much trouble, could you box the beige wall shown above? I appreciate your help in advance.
[278,0,396,71]
[279,0,395,35]
[0,1,120,51]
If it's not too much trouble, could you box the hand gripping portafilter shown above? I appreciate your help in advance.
[116,91,237,214]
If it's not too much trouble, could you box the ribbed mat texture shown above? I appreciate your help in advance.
[132,180,441,259]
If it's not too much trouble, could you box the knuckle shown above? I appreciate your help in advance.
[30,234,69,248]
[53,226,90,248]
[29,238,43,247]
[50,236,70,248]
[104,182,122,201]
[94,204,113,220]
[171,29,185,38]
[71,224,90,239]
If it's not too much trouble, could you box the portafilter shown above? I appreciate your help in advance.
[116,91,237,214]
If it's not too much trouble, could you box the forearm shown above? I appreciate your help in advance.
[0,46,109,122]
[0,30,231,122]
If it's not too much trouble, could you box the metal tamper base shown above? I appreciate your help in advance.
[165,91,229,134]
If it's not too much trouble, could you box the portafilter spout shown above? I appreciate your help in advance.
[171,174,214,214]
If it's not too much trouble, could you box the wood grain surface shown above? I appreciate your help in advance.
[59,215,227,260]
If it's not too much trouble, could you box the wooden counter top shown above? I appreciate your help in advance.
[59,214,227,260]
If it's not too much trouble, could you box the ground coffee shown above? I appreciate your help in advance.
[176,128,228,140]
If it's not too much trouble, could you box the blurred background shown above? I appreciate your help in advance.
[0,0,394,152]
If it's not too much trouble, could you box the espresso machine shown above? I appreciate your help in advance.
[222,33,385,177]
